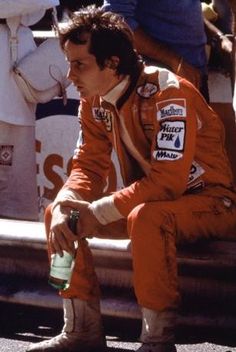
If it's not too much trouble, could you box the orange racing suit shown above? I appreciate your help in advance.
[46,66,236,312]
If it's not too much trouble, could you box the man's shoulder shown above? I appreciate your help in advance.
[135,65,180,99]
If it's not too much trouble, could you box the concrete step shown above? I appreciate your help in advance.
[1,218,236,284]
[1,218,236,330]
[0,274,236,331]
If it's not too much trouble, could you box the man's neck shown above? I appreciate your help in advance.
[101,75,130,106]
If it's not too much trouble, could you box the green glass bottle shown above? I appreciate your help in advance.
[48,209,80,290]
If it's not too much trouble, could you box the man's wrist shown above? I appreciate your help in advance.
[52,189,83,211]
[216,31,225,40]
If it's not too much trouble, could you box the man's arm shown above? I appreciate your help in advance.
[103,0,201,87]
[227,0,236,33]
[204,17,232,52]
[204,17,233,77]
[133,26,201,87]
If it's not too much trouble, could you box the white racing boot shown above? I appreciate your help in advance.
[26,298,106,352]
[137,308,177,352]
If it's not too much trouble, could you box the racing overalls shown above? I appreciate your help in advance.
[46,65,236,312]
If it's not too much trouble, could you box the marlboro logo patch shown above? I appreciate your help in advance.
[157,99,186,121]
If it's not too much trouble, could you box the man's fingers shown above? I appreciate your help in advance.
[51,229,74,256]
[50,231,63,256]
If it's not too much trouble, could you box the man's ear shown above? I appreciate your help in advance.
[105,56,119,70]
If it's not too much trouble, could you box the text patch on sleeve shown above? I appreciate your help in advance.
[153,121,185,160]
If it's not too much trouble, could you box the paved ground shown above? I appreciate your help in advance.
[0,302,236,352]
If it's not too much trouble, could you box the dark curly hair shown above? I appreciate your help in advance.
[59,5,141,78]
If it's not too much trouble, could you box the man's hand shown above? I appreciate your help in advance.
[50,202,80,256]
[53,198,102,239]
[219,36,234,76]
[220,35,233,54]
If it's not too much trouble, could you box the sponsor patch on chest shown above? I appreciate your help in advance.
[136,83,158,98]
[157,99,186,120]
[92,107,113,131]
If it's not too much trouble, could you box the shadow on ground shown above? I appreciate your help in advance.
[0,302,236,351]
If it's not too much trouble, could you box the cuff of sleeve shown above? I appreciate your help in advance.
[89,195,124,225]
[52,189,83,210]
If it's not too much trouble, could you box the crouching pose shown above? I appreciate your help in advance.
[26,5,236,352]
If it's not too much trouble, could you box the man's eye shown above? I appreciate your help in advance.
[75,62,84,68]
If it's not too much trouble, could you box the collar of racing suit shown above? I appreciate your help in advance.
[101,75,130,106]
[101,62,143,110]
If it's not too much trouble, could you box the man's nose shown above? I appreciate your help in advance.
[67,67,72,80]
[67,66,76,81]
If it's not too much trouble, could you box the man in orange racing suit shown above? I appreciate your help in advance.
[27,6,236,352]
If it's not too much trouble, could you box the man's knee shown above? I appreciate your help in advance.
[127,202,176,238]
[127,203,148,233]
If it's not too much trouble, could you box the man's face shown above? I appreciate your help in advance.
[65,36,117,99]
